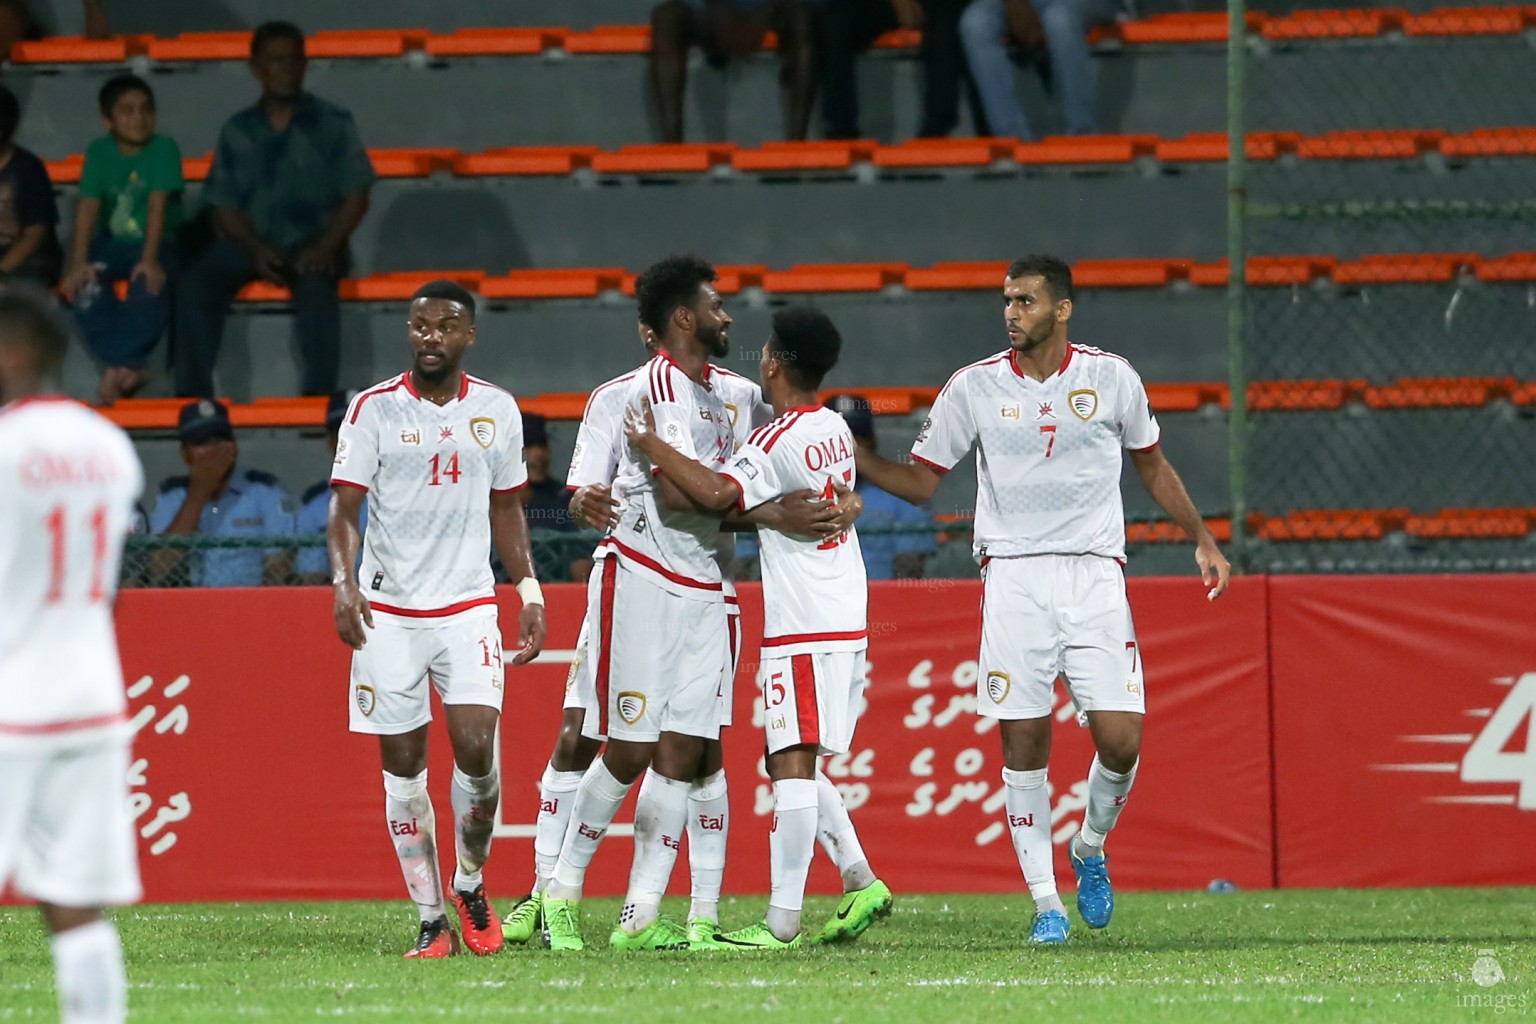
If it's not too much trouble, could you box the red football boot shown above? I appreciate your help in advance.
[449,884,505,955]
[403,917,460,959]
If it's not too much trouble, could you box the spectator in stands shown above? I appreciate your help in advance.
[148,398,297,587]
[0,0,109,62]
[826,393,935,578]
[295,388,361,584]
[960,0,1118,139]
[518,411,587,583]
[0,84,62,289]
[822,0,975,139]
[174,20,374,399]
[62,75,184,407]
[650,0,823,143]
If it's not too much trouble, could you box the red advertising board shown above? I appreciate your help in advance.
[1269,575,1536,887]
[112,576,1273,903]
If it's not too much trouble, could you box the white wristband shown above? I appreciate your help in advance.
[515,577,545,607]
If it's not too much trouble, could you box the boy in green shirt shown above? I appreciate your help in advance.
[63,74,184,406]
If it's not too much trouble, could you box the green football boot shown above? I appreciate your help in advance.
[714,920,803,951]
[815,879,894,945]
[501,891,543,945]
[607,915,691,951]
[542,898,584,952]
[685,917,725,951]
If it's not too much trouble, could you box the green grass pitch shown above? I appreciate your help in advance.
[2,889,1531,1021]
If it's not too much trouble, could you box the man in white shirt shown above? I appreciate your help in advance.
[626,306,892,950]
[0,290,143,1024]
[327,280,546,959]
[856,255,1230,945]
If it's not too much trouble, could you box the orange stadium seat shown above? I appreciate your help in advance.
[423,27,562,57]
[1477,252,1536,282]
[1245,255,1338,286]
[1510,381,1536,406]
[589,144,735,174]
[732,141,869,172]
[181,154,213,181]
[11,35,140,63]
[305,29,424,58]
[617,264,767,296]
[146,31,250,61]
[1297,130,1444,160]
[871,29,923,48]
[1015,134,1157,165]
[452,146,599,176]
[872,138,1014,168]
[341,271,484,302]
[1071,259,1175,288]
[1245,379,1357,411]
[563,25,651,53]
[518,393,591,420]
[1126,517,1233,544]
[45,155,85,185]
[905,261,1011,291]
[1441,128,1536,157]
[1261,8,1402,39]
[1362,376,1512,409]
[1116,12,1253,44]
[1333,252,1477,284]
[760,263,908,293]
[480,268,626,300]
[368,148,455,178]
[1402,6,1529,35]
[1258,509,1388,541]
[1146,382,1225,412]
[1404,508,1530,539]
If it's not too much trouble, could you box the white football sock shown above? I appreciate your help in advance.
[51,919,126,1024]
[1078,755,1138,853]
[549,759,633,901]
[383,770,445,922]
[1002,767,1063,915]
[686,768,729,922]
[620,770,691,934]
[534,763,584,892]
[450,764,499,893]
[767,777,818,942]
[815,770,876,891]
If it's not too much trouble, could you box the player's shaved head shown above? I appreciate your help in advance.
[767,306,842,391]
[1006,254,1074,304]
[635,254,716,337]
[0,287,71,381]
[411,279,476,322]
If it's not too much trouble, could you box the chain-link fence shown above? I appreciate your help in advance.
[1237,3,1536,572]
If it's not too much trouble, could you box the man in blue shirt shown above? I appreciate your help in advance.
[826,394,936,579]
[173,20,375,399]
[148,399,296,587]
[296,388,361,583]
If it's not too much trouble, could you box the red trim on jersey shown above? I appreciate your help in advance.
[457,373,471,400]
[605,537,723,592]
[759,411,803,454]
[1007,345,1072,380]
[718,471,749,513]
[464,374,510,398]
[784,404,822,415]
[349,377,408,424]
[0,394,78,418]
[938,353,1010,401]
[724,594,740,607]
[726,612,740,680]
[0,710,126,735]
[1130,440,1160,453]
[1058,345,1074,375]
[369,596,496,618]
[595,556,618,736]
[491,481,529,493]
[762,629,869,649]
[330,479,369,492]
[909,453,951,474]
[649,359,675,404]
[1069,343,1133,367]
[791,653,820,747]
[402,371,421,399]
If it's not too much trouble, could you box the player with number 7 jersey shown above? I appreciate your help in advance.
[625,307,891,951]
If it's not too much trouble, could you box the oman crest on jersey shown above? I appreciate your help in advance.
[1068,389,1099,421]
[470,417,495,449]
[617,691,647,725]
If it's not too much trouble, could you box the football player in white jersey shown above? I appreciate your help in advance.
[857,255,1231,945]
[327,280,547,959]
[504,326,861,950]
[625,306,892,950]
[0,291,143,1024]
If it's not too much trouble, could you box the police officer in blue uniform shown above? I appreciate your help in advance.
[295,389,362,582]
[148,399,296,587]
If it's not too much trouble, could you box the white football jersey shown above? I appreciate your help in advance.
[604,353,734,600]
[911,344,1160,562]
[723,406,867,656]
[332,372,527,618]
[708,365,774,584]
[0,396,142,750]
[566,367,640,494]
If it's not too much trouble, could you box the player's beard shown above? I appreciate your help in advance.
[1011,319,1053,353]
[413,351,456,384]
[699,322,729,359]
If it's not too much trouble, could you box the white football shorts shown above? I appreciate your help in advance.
[759,650,868,755]
[978,553,1145,719]
[585,557,728,743]
[0,741,142,907]
[349,604,505,735]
